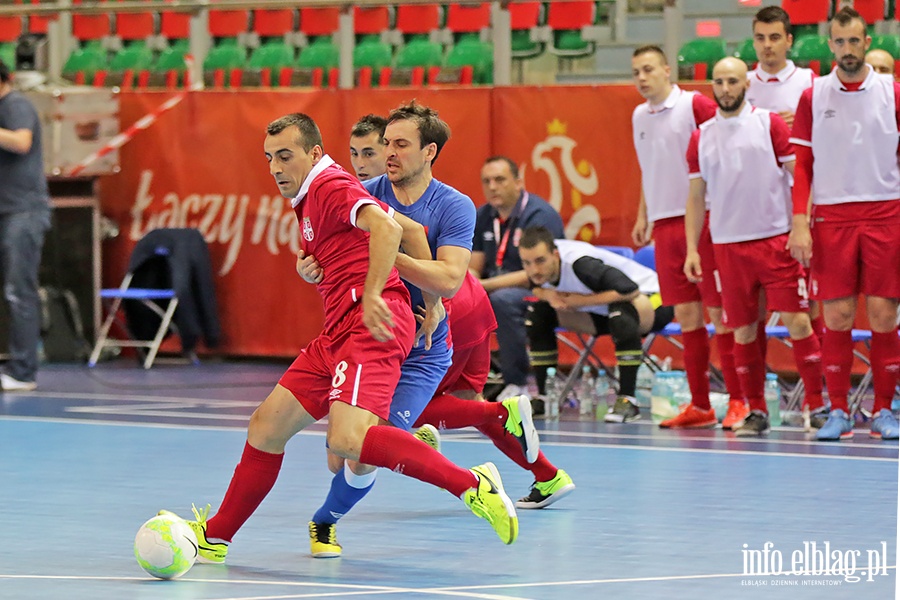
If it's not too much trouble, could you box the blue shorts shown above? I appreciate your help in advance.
[388,344,453,430]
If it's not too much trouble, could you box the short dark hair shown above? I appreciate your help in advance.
[831,6,867,32]
[633,45,667,65]
[753,6,792,36]
[351,114,387,140]
[483,155,519,179]
[266,113,323,152]
[387,100,451,164]
[518,226,557,252]
[0,59,10,84]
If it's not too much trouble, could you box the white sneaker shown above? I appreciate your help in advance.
[1,373,37,392]
[497,384,526,402]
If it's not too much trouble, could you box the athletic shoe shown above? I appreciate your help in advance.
[0,373,36,392]
[869,409,899,440]
[816,409,854,441]
[804,406,829,431]
[659,404,717,429]
[497,384,526,402]
[158,504,228,564]
[721,400,750,430]
[734,410,770,437]
[516,469,576,509]
[604,396,641,423]
[309,521,342,558]
[413,423,441,452]
[463,462,518,545]
[501,395,540,463]
[531,395,546,417]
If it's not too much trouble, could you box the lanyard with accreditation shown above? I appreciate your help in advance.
[493,192,530,269]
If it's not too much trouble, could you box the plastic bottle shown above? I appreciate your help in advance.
[578,365,595,417]
[635,362,654,408]
[650,372,676,424]
[545,367,560,420]
[594,371,611,420]
[765,373,782,426]
[669,370,690,412]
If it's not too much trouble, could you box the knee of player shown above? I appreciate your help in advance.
[326,450,345,474]
[325,427,368,461]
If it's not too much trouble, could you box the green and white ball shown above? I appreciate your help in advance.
[134,514,198,579]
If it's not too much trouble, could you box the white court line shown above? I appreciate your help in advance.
[21,390,260,407]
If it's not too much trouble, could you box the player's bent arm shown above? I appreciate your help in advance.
[481,269,531,293]
[0,127,32,154]
[390,211,432,262]
[561,289,640,309]
[394,245,471,298]
[469,251,486,279]
[356,204,403,298]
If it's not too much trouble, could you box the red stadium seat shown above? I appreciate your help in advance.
[0,16,22,43]
[116,0,155,41]
[299,7,339,37]
[72,0,110,41]
[547,1,597,57]
[851,0,886,23]
[253,10,294,37]
[355,6,390,36]
[208,8,249,38]
[510,1,542,30]
[781,0,832,25]
[17,0,52,35]
[445,3,491,35]
[395,4,442,36]
[160,6,190,40]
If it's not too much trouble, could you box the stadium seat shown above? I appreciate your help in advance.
[297,36,339,72]
[0,16,21,68]
[353,7,393,81]
[62,41,108,84]
[442,40,492,84]
[208,8,249,39]
[733,37,758,66]
[253,9,295,38]
[677,37,727,80]
[202,39,246,89]
[20,0,51,36]
[393,4,444,75]
[791,34,833,75]
[781,0,832,25]
[853,0,887,24]
[160,7,190,41]
[244,40,295,87]
[509,1,544,59]
[869,33,900,58]
[72,0,111,43]
[296,7,339,79]
[445,2,491,43]
[115,1,155,43]
[547,1,596,57]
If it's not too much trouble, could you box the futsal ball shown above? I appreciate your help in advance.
[134,514,198,579]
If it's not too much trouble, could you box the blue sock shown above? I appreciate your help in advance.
[311,466,377,525]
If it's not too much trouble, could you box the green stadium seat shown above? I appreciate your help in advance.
[354,35,393,70]
[443,38,493,84]
[394,36,444,72]
[110,42,154,71]
[244,40,295,87]
[734,37,757,66]
[791,35,833,76]
[297,36,339,70]
[677,38,727,80]
[0,43,15,70]
[62,41,108,83]
[509,2,544,60]
[869,34,900,58]
[203,38,247,88]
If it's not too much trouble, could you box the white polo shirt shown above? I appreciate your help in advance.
[632,86,717,223]
[790,68,900,206]
[687,104,795,244]
[747,60,815,114]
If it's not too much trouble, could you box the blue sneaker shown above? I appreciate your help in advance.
[816,409,853,441]
[870,409,899,440]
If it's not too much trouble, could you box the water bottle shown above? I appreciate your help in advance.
[635,362,654,408]
[594,369,611,420]
[661,356,673,372]
[669,370,690,413]
[545,367,560,420]
[651,372,677,424]
[765,373,782,426]
[578,365,595,417]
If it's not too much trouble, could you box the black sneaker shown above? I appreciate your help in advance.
[735,410,770,437]
[604,396,641,423]
[805,406,829,431]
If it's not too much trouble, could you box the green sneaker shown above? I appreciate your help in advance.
[413,423,441,452]
[463,462,518,545]
[500,395,540,463]
[309,521,342,558]
[158,504,228,564]
[516,469,576,509]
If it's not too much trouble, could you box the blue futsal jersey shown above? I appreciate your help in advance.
[363,175,476,429]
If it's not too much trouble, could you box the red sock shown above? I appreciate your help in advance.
[822,328,853,413]
[359,425,477,497]
[682,327,711,410]
[757,321,768,366]
[811,315,826,342]
[791,334,824,410]
[715,331,744,401]
[205,442,284,542]
[871,330,900,414]
[734,341,766,412]
[475,421,558,482]
[412,394,502,429]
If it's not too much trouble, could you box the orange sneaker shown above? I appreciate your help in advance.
[721,400,750,430]
[659,404,717,429]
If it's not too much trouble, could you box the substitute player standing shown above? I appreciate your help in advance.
[685,57,825,437]
[789,7,900,441]
[630,45,745,429]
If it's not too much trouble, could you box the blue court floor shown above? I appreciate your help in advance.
[0,362,897,600]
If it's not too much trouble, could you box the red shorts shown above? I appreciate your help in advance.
[435,337,492,396]
[653,214,722,307]
[714,234,810,329]
[810,203,900,301]
[278,294,415,421]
